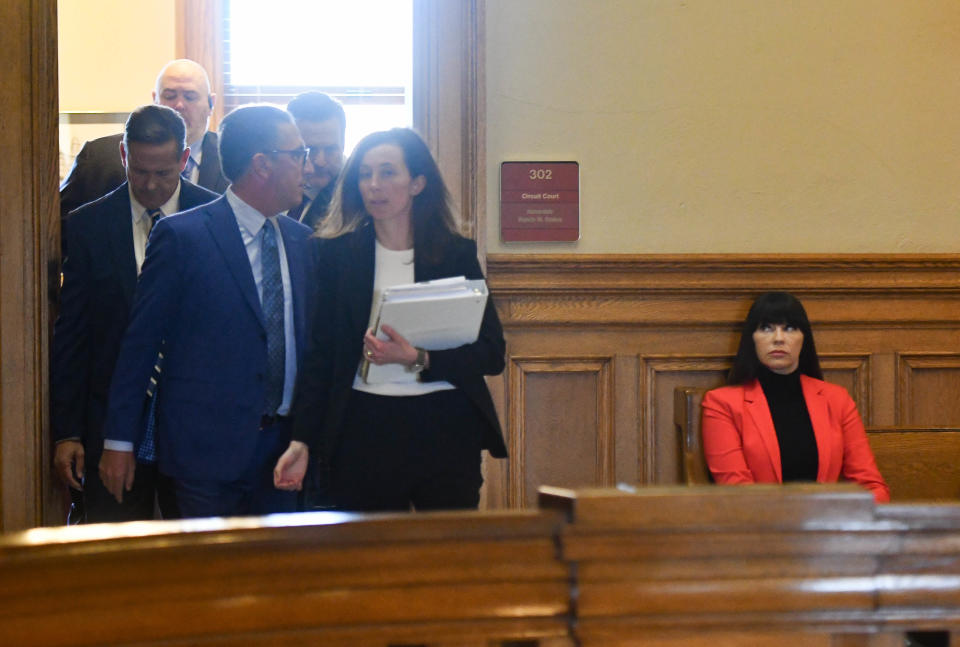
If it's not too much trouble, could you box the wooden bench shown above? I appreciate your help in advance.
[674,386,960,501]
[541,484,960,646]
[0,510,571,646]
[7,487,960,646]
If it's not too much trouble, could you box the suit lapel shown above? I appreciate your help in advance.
[278,217,308,352]
[348,224,376,333]
[104,185,138,309]
[196,132,223,191]
[204,197,265,329]
[801,375,832,482]
[744,379,783,482]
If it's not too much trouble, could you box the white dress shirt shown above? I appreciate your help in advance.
[129,183,181,273]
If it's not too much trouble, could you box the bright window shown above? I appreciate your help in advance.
[224,0,413,153]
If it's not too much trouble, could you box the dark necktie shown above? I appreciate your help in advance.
[261,220,285,415]
[181,156,197,182]
[147,208,163,235]
[137,208,165,462]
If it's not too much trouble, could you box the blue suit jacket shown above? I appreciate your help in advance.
[103,195,316,481]
[51,180,218,461]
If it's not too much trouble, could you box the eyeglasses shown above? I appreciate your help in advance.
[266,147,309,165]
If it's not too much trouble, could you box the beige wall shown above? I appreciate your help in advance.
[58,0,175,112]
[56,1,960,252]
[486,0,960,253]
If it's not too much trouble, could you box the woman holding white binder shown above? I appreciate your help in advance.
[273,128,507,511]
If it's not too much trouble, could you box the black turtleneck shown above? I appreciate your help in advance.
[756,367,818,482]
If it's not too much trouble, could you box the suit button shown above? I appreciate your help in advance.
[260,333,267,341]
[256,373,264,381]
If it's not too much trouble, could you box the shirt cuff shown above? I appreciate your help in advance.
[103,440,134,452]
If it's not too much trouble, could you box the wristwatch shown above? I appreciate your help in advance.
[408,347,427,374]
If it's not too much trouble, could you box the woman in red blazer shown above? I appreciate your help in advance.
[702,292,889,503]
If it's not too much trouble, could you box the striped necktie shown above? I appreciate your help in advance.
[147,208,163,235]
[137,348,164,464]
[261,220,285,415]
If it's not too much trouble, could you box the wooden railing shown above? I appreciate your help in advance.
[4,486,960,645]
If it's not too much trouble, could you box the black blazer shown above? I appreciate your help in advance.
[297,184,334,232]
[59,131,229,230]
[51,180,219,458]
[290,222,508,466]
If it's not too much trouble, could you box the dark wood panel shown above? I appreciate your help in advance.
[509,357,614,507]
[869,428,960,501]
[488,255,960,506]
[898,354,960,426]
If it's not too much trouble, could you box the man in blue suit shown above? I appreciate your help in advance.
[100,105,316,518]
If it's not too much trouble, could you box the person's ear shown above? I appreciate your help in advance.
[178,147,191,173]
[250,152,271,178]
[119,141,128,168]
[410,175,426,196]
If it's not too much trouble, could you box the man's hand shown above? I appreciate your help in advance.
[274,441,309,491]
[53,440,85,490]
[98,450,135,503]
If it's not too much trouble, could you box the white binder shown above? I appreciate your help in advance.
[361,276,488,384]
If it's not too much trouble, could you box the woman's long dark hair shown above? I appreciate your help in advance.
[727,291,823,384]
[318,128,459,263]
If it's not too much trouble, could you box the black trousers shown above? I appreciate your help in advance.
[332,388,484,513]
[82,456,178,523]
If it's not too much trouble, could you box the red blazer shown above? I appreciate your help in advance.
[701,376,890,503]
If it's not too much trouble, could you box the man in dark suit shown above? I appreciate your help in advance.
[285,92,346,231]
[59,59,228,236]
[100,105,316,518]
[51,104,218,523]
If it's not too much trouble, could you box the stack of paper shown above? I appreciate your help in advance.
[362,276,488,384]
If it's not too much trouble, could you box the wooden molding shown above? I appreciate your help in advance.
[896,352,960,426]
[414,0,484,248]
[508,356,615,507]
[487,254,960,327]
[0,0,58,530]
[175,0,224,130]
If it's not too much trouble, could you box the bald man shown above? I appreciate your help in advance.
[60,59,229,235]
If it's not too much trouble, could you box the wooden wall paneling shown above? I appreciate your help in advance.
[414,0,485,245]
[0,0,58,531]
[480,373,508,510]
[896,353,960,426]
[614,353,640,487]
[508,356,615,508]
[641,356,731,485]
[489,255,960,504]
[867,428,960,501]
[175,0,224,130]
[819,354,872,425]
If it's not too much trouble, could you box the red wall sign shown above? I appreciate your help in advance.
[500,161,579,242]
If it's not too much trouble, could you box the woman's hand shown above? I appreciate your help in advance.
[273,440,309,491]
[363,325,419,367]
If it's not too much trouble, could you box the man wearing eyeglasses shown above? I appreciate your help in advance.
[286,92,346,231]
[99,105,317,518]
[60,59,229,251]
